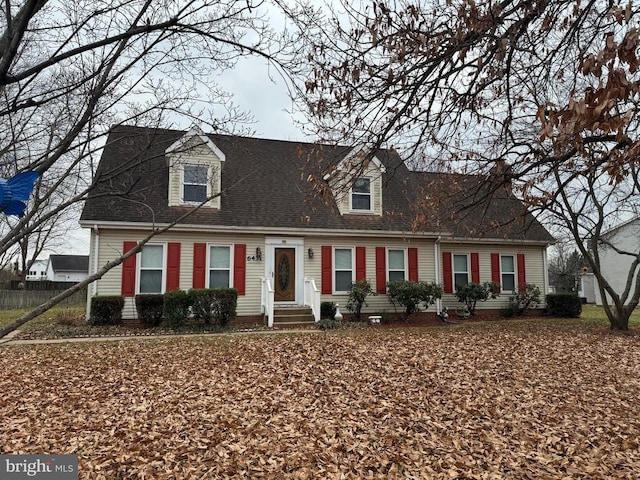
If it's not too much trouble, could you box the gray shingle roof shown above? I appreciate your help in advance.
[80,125,553,243]
[49,255,89,273]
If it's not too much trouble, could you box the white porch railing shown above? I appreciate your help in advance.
[304,278,321,322]
[261,278,275,327]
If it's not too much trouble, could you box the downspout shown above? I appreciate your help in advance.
[86,225,100,320]
[543,245,549,307]
[434,236,442,314]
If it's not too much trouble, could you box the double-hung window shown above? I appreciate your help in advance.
[501,255,516,292]
[139,244,164,293]
[388,249,406,283]
[183,164,208,203]
[209,245,231,288]
[351,178,371,211]
[334,248,354,292]
[453,254,469,290]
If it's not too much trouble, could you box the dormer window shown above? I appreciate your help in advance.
[351,178,371,211]
[166,128,225,209]
[183,164,208,203]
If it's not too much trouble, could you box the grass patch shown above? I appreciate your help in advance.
[0,304,86,330]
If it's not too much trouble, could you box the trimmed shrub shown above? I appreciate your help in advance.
[135,294,164,327]
[188,288,217,324]
[387,280,442,320]
[346,279,375,320]
[162,290,190,328]
[89,295,124,326]
[454,282,499,315]
[546,293,582,318]
[211,288,237,327]
[321,302,337,319]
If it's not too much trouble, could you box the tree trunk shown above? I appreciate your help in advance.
[606,307,631,331]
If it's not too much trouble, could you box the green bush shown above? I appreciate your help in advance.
[503,283,541,317]
[210,288,237,327]
[162,290,190,328]
[315,318,342,330]
[188,288,217,324]
[321,302,337,319]
[387,280,442,320]
[89,295,124,326]
[346,279,375,321]
[135,294,164,326]
[454,282,500,315]
[546,293,582,318]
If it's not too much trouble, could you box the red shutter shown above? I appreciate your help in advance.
[375,247,386,294]
[471,252,480,284]
[517,253,526,292]
[122,241,137,297]
[166,242,181,291]
[442,251,453,294]
[321,246,332,294]
[408,247,418,282]
[233,244,246,295]
[491,253,501,292]
[193,243,206,289]
[355,247,366,281]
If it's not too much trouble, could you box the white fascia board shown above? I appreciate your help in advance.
[444,236,553,247]
[165,126,226,162]
[79,220,549,245]
[79,220,447,239]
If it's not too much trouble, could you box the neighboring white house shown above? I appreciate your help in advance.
[592,217,640,306]
[46,255,90,282]
[25,260,49,281]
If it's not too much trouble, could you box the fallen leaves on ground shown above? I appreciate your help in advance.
[1,326,639,479]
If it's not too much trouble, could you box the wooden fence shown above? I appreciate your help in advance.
[0,289,86,310]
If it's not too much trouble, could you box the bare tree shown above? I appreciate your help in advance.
[0,0,296,337]
[548,240,584,293]
[286,0,640,329]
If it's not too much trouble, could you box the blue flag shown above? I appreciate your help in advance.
[0,171,40,217]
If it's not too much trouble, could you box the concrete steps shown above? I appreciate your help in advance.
[273,306,315,328]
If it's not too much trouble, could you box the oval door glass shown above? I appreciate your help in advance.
[278,255,290,292]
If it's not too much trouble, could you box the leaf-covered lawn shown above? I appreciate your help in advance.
[1,322,640,479]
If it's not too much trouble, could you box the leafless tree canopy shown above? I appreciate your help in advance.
[0,0,295,336]
[286,0,640,329]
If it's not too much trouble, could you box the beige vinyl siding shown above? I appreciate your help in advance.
[332,163,384,216]
[92,228,547,319]
[94,230,265,318]
[439,243,547,310]
[167,135,222,209]
[305,237,436,315]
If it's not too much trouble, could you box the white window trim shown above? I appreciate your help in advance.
[136,243,166,294]
[349,177,373,213]
[181,163,212,205]
[453,254,470,289]
[333,246,355,294]
[207,244,234,289]
[387,248,407,284]
[500,254,517,293]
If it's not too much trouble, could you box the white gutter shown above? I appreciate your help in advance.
[86,225,99,320]
[77,220,552,246]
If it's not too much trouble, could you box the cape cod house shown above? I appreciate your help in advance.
[79,125,554,325]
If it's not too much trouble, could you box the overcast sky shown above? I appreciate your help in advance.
[220,56,307,142]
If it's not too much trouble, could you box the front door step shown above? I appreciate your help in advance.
[273,306,315,327]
